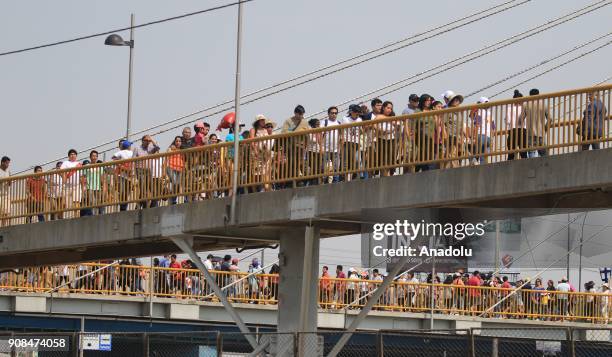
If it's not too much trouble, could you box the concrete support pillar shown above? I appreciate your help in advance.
[278,225,320,333]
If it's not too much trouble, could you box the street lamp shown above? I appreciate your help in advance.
[104,13,135,141]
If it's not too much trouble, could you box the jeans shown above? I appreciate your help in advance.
[527,136,547,158]
[342,142,362,180]
[476,135,491,164]
[166,168,182,205]
[323,152,340,183]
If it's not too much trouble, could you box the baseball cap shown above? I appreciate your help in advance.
[441,90,455,100]
[477,97,490,104]
[409,94,420,102]
[121,140,132,149]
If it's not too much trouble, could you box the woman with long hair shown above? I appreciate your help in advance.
[165,136,184,205]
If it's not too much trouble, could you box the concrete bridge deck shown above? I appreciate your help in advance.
[1,290,605,333]
[1,148,611,268]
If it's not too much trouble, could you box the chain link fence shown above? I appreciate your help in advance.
[0,327,609,356]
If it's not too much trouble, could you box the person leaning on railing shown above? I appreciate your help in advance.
[133,135,161,209]
[305,118,324,186]
[579,91,608,151]
[280,105,310,186]
[165,136,185,205]
[112,140,134,212]
[25,166,46,223]
[413,94,436,172]
[250,115,274,192]
[518,88,549,158]
[443,93,465,168]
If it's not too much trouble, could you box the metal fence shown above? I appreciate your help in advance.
[0,328,609,356]
[0,84,610,227]
[1,264,610,325]
[0,327,612,357]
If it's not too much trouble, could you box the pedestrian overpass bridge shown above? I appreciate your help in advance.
[1,290,608,337]
[0,85,610,350]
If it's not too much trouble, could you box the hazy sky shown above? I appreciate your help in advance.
[2,0,611,173]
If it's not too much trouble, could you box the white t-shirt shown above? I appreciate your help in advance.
[342,116,362,144]
[556,282,570,299]
[376,115,396,140]
[151,157,164,178]
[505,105,524,129]
[0,168,10,195]
[60,160,81,186]
[322,118,340,152]
[402,107,416,116]
[48,173,63,198]
[113,150,134,178]
[113,149,134,161]
[475,109,494,138]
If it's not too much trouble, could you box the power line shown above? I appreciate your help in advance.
[0,0,256,57]
[489,40,612,98]
[308,0,611,118]
[14,0,531,174]
[465,31,612,99]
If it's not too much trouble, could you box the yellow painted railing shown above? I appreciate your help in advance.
[0,264,609,324]
[0,84,610,225]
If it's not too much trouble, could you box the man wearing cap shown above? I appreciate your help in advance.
[518,89,549,158]
[441,90,455,107]
[341,105,364,181]
[112,140,134,211]
[471,97,494,165]
[443,93,464,168]
[133,135,161,209]
[250,115,273,192]
[402,94,420,115]
[556,277,571,320]
[193,121,211,147]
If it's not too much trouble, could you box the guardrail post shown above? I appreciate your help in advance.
[10,332,16,357]
[71,332,79,357]
[216,332,223,357]
[142,332,149,357]
[468,329,475,357]
[567,328,576,357]
[376,331,383,357]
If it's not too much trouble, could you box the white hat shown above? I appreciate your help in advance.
[603,283,609,289]
[477,96,490,104]
[441,90,455,100]
[253,114,268,127]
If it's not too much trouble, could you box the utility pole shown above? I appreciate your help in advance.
[230,1,244,225]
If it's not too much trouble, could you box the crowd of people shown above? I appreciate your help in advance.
[0,88,608,225]
[1,258,610,324]
[320,266,610,323]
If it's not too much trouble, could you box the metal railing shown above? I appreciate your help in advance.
[0,84,610,226]
[1,264,610,325]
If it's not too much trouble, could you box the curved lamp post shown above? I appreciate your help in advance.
[104,14,135,141]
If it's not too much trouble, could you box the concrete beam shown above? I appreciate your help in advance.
[0,149,611,268]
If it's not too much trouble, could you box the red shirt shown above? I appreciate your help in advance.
[194,132,206,147]
[467,276,482,297]
[27,177,45,201]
